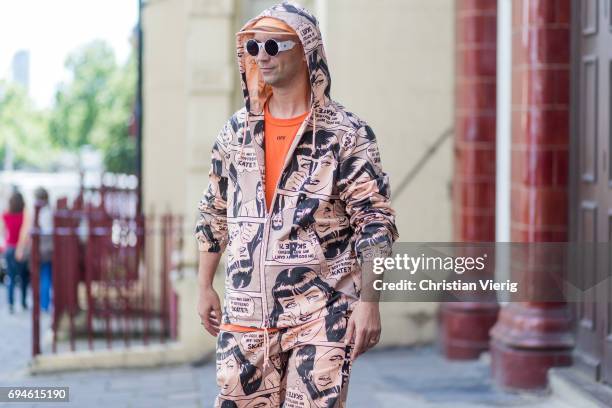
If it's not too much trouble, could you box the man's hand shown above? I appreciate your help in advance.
[345,301,381,360]
[198,286,222,336]
[197,251,223,336]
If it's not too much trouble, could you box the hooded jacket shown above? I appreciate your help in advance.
[194,2,399,331]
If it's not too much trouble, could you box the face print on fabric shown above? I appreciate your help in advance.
[271,212,284,230]
[313,201,347,236]
[262,354,287,407]
[270,198,284,231]
[280,295,348,349]
[308,51,331,106]
[312,201,351,259]
[270,267,333,327]
[227,222,263,289]
[216,332,263,396]
[270,353,284,372]
[280,130,337,194]
[270,195,297,231]
[257,181,264,203]
[215,313,353,408]
[241,181,266,217]
[295,345,346,408]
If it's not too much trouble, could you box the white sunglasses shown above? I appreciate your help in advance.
[244,39,296,57]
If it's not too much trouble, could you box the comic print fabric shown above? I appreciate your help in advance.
[194,1,399,331]
[215,308,353,408]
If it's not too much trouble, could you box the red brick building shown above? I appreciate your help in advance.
[444,0,612,403]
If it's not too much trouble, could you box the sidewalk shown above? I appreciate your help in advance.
[0,344,574,407]
[0,285,53,383]
[0,286,574,407]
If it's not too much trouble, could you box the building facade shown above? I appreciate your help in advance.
[142,0,455,358]
[141,0,612,401]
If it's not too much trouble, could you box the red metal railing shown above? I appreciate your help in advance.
[31,177,182,356]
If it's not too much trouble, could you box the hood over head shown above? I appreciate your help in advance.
[235,1,331,115]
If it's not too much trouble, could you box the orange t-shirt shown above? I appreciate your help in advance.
[219,104,308,334]
[263,101,309,210]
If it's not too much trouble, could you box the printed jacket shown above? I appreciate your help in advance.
[194,2,399,330]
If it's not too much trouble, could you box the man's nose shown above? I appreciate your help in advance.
[256,49,270,63]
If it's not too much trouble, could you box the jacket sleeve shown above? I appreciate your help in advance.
[194,127,230,253]
[337,124,399,263]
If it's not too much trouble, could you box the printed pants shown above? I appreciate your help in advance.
[214,311,353,408]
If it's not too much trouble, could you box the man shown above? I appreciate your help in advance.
[195,2,398,407]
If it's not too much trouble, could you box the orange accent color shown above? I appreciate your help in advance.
[251,17,296,34]
[264,101,308,210]
[220,323,280,333]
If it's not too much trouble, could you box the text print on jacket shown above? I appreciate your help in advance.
[194,2,399,330]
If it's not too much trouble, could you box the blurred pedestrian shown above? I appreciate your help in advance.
[34,187,53,313]
[2,189,28,313]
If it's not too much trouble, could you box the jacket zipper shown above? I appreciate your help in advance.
[254,107,315,329]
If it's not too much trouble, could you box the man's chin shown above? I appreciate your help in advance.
[262,74,284,87]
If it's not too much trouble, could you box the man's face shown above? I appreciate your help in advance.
[251,31,305,87]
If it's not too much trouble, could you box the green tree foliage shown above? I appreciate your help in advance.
[0,40,136,173]
[49,39,137,173]
[0,81,55,169]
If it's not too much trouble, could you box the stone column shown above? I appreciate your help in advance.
[489,0,573,390]
[442,0,499,360]
[182,0,236,357]
[184,0,236,266]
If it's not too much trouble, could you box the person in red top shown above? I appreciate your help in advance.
[2,189,29,314]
